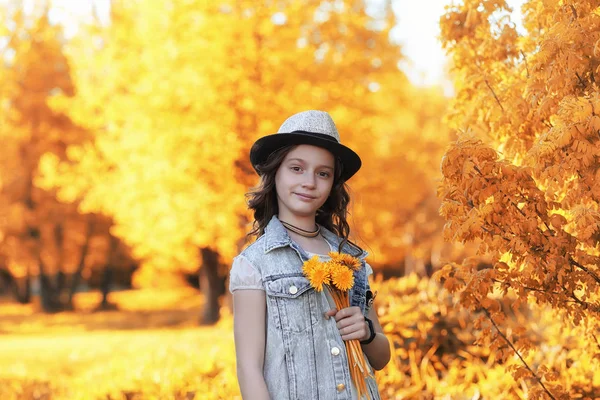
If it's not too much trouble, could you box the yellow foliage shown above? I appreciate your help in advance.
[438,0,600,395]
[0,4,126,298]
[33,0,440,279]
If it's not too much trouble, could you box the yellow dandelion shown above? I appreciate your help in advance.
[309,266,331,292]
[326,260,342,276]
[303,256,330,292]
[328,251,362,271]
[330,262,355,291]
[302,255,321,276]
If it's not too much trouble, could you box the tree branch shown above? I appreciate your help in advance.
[484,80,505,112]
[570,5,578,20]
[491,278,600,312]
[521,51,530,78]
[456,191,600,316]
[569,258,600,285]
[592,333,600,352]
[561,284,600,313]
[479,301,557,400]
[575,72,586,88]
[470,165,600,286]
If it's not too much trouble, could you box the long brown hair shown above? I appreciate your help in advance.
[246,145,363,255]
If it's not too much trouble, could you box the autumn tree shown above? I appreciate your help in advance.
[349,84,455,274]
[40,0,414,323]
[38,0,252,324]
[0,1,131,312]
[437,1,600,398]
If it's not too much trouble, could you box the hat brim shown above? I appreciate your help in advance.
[250,131,362,181]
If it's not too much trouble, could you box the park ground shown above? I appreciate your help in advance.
[0,288,240,400]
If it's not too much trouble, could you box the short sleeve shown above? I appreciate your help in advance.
[229,255,265,293]
[365,262,373,277]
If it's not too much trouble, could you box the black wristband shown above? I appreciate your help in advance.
[360,317,376,345]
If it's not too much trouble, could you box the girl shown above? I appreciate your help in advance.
[229,110,390,400]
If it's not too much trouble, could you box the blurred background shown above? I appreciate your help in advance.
[1,0,598,399]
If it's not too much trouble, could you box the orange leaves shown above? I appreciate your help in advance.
[570,205,600,244]
[442,275,464,294]
[440,134,497,181]
[549,213,568,230]
[440,1,600,305]
[439,132,551,252]
[440,0,600,394]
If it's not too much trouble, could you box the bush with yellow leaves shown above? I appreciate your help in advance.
[372,274,600,399]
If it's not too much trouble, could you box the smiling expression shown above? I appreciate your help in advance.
[274,145,335,219]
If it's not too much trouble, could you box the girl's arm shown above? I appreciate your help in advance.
[360,306,391,371]
[233,290,271,400]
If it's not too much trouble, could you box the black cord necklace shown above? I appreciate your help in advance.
[280,220,321,238]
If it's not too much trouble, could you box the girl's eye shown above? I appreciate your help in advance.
[291,166,302,172]
[319,171,331,178]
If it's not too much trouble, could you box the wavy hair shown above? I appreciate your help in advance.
[246,145,363,256]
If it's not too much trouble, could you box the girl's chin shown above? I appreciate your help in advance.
[286,205,320,217]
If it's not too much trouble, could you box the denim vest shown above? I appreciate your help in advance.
[239,216,381,400]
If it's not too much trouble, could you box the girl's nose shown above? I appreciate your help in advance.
[302,173,316,188]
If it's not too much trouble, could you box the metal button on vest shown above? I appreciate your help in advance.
[331,346,340,356]
[289,285,298,295]
[336,383,345,392]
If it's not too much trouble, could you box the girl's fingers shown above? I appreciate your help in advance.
[338,319,368,339]
[340,328,367,341]
[327,306,367,340]
[333,306,361,321]
[324,308,338,319]
[336,314,361,329]
[339,324,359,336]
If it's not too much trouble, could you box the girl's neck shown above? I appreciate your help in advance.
[276,213,317,233]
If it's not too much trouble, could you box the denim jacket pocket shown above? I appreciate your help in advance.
[265,274,318,333]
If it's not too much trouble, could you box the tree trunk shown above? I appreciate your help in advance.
[33,227,62,313]
[21,137,59,311]
[53,223,72,309]
[67,218,94,306]
[39,270,57,312]
[99,265,113,309]
[0,268,30,303]
[14,267,32,304]
[199,247,221,325]
[54,224,65,294]
[0,270,8,295]
[96,235,118,311]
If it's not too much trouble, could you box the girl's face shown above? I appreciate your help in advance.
[274,144,335,220]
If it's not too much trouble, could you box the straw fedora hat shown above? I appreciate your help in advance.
[249,110,362,181]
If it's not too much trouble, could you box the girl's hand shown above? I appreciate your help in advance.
[324,307,369,342]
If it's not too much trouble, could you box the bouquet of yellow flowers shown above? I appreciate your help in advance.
[302,252,373,400]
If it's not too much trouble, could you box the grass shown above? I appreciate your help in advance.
[0,288,241,400]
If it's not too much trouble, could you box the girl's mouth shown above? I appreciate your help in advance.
[294,193,316,201]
